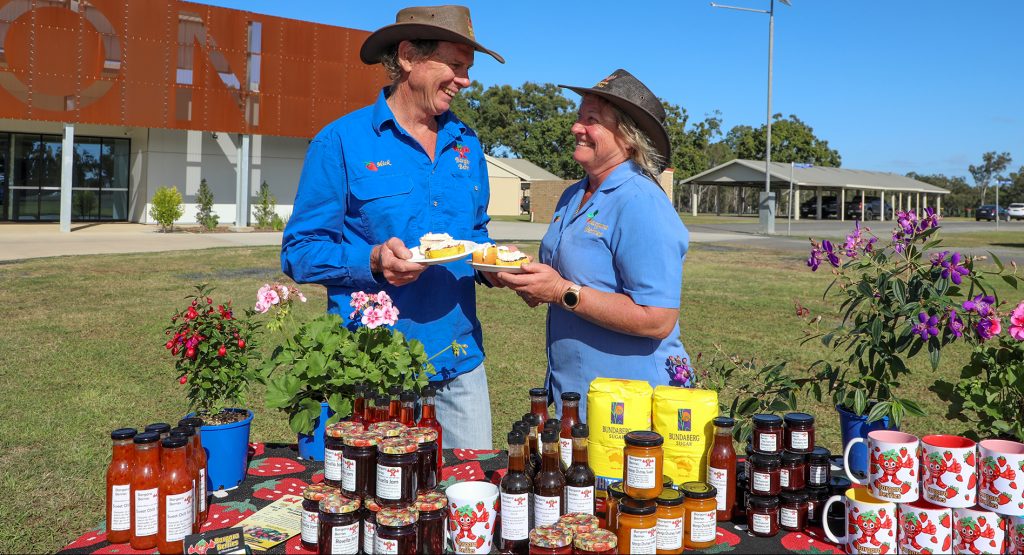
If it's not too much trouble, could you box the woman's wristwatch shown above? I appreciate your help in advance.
[561,282,582,311]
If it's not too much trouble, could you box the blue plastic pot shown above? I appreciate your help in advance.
[837,403,893,479]
[297,401,334,461]
[199,409,253,491]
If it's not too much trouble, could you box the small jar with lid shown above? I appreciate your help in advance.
[751,414,783,454]
[604,481,625,532]
[783,413,815,453]
[529,525,573,554]
[746,495,779,538]
[374,506,419,554]
[780,451,807,491]
[616,498,658,554]
[341,431,380,499]
[557,512,599,536]
[325,421,364,489]
[369,421,407,438]
[359,497,382,555]
[681,482,717,550]
[622,431,664,500]
[805,485,831,525]
[301,484,338,552]
[748,453,782,496]
[317,493,360,555]
[807,447,831,487]
[414,491,447,555]
[779,491,808,532]
[376,437,419,507]
[404,427,439,492]
[654,487,684,554]
[574,529,618,555]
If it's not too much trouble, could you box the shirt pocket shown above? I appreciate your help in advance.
[349,173,417,244]
[439,170,481,233]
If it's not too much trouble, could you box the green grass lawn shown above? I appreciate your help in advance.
[0,243,1012,552]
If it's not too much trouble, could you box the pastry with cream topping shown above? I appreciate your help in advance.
[420,232,465,259]
[495,246,530,267]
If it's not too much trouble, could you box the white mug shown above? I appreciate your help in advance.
[823,488,898,554]
[898,499,953,555]
[445,481,499,555]
[921,434,977,508]
[953,506,1006,554]
[844,430,920,503]
[978,439,1024,516]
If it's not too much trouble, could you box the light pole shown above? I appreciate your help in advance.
[710,0,791,235]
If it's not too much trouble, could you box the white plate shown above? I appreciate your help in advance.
[467,260,528,274]
[408,240,477,265]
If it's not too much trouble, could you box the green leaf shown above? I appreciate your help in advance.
[1003,275,1019,289]
[990,251,1005,272]
[866,402,890,424]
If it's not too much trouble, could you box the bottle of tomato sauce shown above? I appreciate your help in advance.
[106,428,136,544]
[158,435,195,554]
[129,432,161,550]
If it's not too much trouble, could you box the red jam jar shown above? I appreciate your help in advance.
[375,506,419,554]
[342,431,380,499]
[807,447,831,487]
[414,490,447,555]
[751,414,783,454]
[317,493,360,555]
[529,525,573,554]
[325,421,364,489]
[805,485,830,525]
[780,451,807,491]
[404,427,439,492]
[782,413,814,453]
[779,490,808,532]
[748,453,782,496]
[376,437,419,507]
[360,497,382,555]
[301,484,339,552]
[574,529,618,554]
[746,495,779,538]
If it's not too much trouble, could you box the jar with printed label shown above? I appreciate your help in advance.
[300,484,339,552]
[375,506,419,554]
[783,413,814,453]
[707,416,736,521]
[604,481,625,532]
[399,390,417,427]
[616,498,658,554]
[129,431,161,550]
[805,485,830,525]
[158,436,194,555]
[778,490,808,532]
[557,512,599,536]
[360,497,382,555]
[681,482,717,549]
[415,490,447,555]
[559,392,581,468]
[168,426,198,535]
[325,421,364,489]
[780,451,806,492]
[404,426,439,492]
[654,487,684,554]
[529,525,573,555]
[501,430,532,554]
[622,431,664,500]
[530,387,550,428]
[106,428,136,545]
[806,447,831,487]
[178,417,208,527]
[573,529,618,555]
[342,430,380,499]
[564,423,596,515]
[751,414,783,454]
[746,495,779,537]
[318,493,361,555]
[748,453,782,496]
[376,437,419,507]
[534,428,566,527]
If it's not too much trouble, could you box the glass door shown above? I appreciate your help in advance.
[0,134,8,220]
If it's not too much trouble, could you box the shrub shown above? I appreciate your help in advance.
[254,181,277,229]
[272,214,287,231]
[150,186,184,232]
[195,178,219,231]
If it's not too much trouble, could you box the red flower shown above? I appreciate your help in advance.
[179,375,187,384]
[218,345,227,357]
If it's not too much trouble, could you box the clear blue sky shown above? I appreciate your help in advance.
[201,0,1023,180]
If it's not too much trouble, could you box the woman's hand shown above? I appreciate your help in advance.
[497,262,569,308]
[371,237,428,286]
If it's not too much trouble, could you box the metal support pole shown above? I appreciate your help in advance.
[860,189,865,222]
[788,161,794,235]
[815,187,822,220]
[235,134,252,228]
[841,189,845,222]
[60,123,75,233]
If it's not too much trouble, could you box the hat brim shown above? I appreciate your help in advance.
[560,84,671,171]
[360,23,505,65]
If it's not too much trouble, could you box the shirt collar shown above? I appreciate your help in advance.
[371,86,467,142]
[588,159,644,195]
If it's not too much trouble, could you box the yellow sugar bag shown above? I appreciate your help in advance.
[587,378,653,492]
[652,386,719,484]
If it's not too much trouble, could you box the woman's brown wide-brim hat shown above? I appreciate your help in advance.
[560,69,671,170]
[360,5,504,65]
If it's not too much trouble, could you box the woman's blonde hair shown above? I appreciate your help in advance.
[606,102,665,182]
[380,39,439,84]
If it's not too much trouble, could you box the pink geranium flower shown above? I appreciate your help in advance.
[351,291,369,310]
[1010,302,1024,340]
[259,288,280,307]
[362,306,385,329]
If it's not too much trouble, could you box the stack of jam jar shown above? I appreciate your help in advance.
[104,418,209,555]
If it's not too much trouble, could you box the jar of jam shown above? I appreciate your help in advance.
[130,431,161,550]
[779,490,808,532]
[681,482,717,550]
[158,436,193,555]
[622,431,664,500]
[751,414,783,454]
[574,529,618,554]
[780,451,807,491]
[301,484,338,552]
[805,485,830,525]
[746,495,779,538]
[529,525,573,554]
[325,421,364,489]
[616,498,658,554]
[557,512,599,536]
[783,413,815,453]
[604,481,625,532]
[404,427,439,492]
[342,431,380,499]
[106,428,136,545]
[807,447,831,487]
[369,420,407,438]
[376,437,419,507]
[654,487,684,554]
[414,491,447,555]
[748,453,782,496]
[318,493,360,554]
[360,497,382,555]
[374,505,418,554]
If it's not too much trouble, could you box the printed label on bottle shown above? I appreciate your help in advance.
[534,494,561,527]
[790,430,809,450]
[301,509,319,544]
[165,490,195,542]
[559,437,573,468]
[809,464,828,485]
[690,509,716,543]
[376,464,402,500]
[330,522,359,554]
[198,468,206,512]
[758,431,778,452]
[752,470,772,493]
[325,448,343,481]
[708,466,730,511]
[781,507,799,528]
[501,492,530,540]
[362,519,376,554]
[780,468,790,488]
[657,517,683,550]
[752,512,773,534]
[626,455,657,489]
[375,533,401,555]
[630,526,657,553]
[342,456,357,492]
[566,486,595,514]
[134,488,159,536]
[110,484,131,531]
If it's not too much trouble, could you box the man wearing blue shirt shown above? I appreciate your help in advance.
[281,5,504,448]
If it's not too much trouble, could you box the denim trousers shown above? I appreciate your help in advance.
[433,363,493,450]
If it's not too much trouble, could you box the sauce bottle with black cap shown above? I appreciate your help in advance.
[564,423,596,515]
[534,428,566,526]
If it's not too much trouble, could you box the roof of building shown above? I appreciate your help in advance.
[680,159,950,194]
[486,156,563,181]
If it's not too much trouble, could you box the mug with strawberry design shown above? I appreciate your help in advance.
[1010,515,1024,555]
[823,488,898,554]
[977,439,1024,516]
[952,506,1006,554]
[897,499,953,555]
[445,481,498,554]
[845,430,921,503]
[921,435,978,508]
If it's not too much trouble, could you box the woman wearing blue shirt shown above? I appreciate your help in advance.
[500,69,690,420]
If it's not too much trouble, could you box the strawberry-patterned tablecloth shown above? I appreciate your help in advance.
[61,443,842,554]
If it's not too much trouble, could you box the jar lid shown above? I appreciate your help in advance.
[320,492,360,514]
[529,387,548,397]
[752,414,783,427]
[303,483,339,502]
[541,428,558,444]
[378,437,417,455]
[544,418,560,431]
[624,430,663,447]
[781,451,807,464]
[133,431,160,444]
[561,391,581,402]
[557,512,599,533]
[656,487,685,506]
[779,490,810,504]
[808,446,831,462]
[343,430,381,447]
[144,422,171,434]
[663,475,674,487]
[403,426,438,445]
[162,436,187,449]
[400,390,417,403]
[681,481,717,500]
[377,506,419,527]
[507,430,525,445]
[607,481,625,499]
[522,413,541,426]
[783,412,814,426]
[751,453,782,470]
[571,423,589,438]
[747,494,779,509]
[169,426,193,437]
[421,385,436,398]
[364,497,383,512]
[618,497,657,515]
[830,476,853,494]
[712,416,735,427]
[529,525,572,548]
[745,443,754,455]
[178,417,204,429]
[806,485,831,497]
[369,421,407,438]
[414,491,448,513]
[326,421,365,438]
[574,529,617,553]
[388,385,402,395]
[111,428,137,440]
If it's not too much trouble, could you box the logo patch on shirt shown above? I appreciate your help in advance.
[583,214,608,237]
[365,160,391,172]
[453,143,471,171]
[553,215,561,223]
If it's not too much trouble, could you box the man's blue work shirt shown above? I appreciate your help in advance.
[540,160,689,419]
[281,88,492,381]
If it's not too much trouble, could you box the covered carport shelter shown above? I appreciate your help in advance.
[680,159,950,222]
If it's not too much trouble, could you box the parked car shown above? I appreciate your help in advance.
[846,197,894,220]
[976,204,1011,221]
[799,197,844,219]
[1007,203,1024,221]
